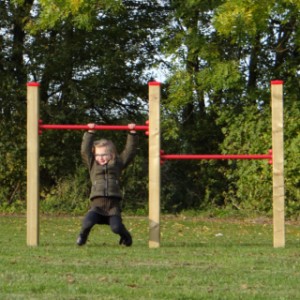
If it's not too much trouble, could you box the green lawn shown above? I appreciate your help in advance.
[1,214,300,299]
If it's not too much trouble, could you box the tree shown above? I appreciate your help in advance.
[158,0,300,213]
[0,0,34,207]
[1,0,299,216]
[213,0,300,214]
[0,0,168,211]
[159,0,241,210]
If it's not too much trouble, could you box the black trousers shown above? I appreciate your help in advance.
[79,210,130,239]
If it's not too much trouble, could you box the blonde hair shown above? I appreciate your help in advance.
[93,139,117,161]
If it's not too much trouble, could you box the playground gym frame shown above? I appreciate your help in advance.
[26,81,285,248]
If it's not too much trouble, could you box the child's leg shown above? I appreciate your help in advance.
[77,210,100,245]
[109,215,132,247]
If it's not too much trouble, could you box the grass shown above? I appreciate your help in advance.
[1,213,300,299]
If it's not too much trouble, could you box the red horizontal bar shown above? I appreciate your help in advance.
[39,124,148,131]
[161,154,272,160]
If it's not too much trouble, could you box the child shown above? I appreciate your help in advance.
[77,123,138,246]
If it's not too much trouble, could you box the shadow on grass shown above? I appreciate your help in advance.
[160,241,274,248]
[45,238,281,249]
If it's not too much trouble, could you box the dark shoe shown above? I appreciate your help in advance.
[119,232,132,247]
[76,234,87,246]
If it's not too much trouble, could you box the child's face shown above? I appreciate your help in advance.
[95,146,111,165]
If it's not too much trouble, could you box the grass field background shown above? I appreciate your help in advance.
[1,213,300,299]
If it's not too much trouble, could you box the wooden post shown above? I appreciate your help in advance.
[148,82,161,248]
[271,80,285,248]
[27,82,40,246]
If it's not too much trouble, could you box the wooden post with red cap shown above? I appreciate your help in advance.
[271,80,285,248]
[26,82,40,246]
[148,81,161,248]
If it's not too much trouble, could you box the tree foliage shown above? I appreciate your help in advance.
[0,0,166,211]
[159,0,300,215]
[0,0,299,217]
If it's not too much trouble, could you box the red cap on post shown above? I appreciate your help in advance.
[148,81,161,86]
[271,80,284,85]
[27,82,40,87]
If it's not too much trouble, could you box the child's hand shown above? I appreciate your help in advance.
[87,123,96,133]
[128,123,136,134]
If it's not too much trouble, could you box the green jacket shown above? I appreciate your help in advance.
[81,132,138,200]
